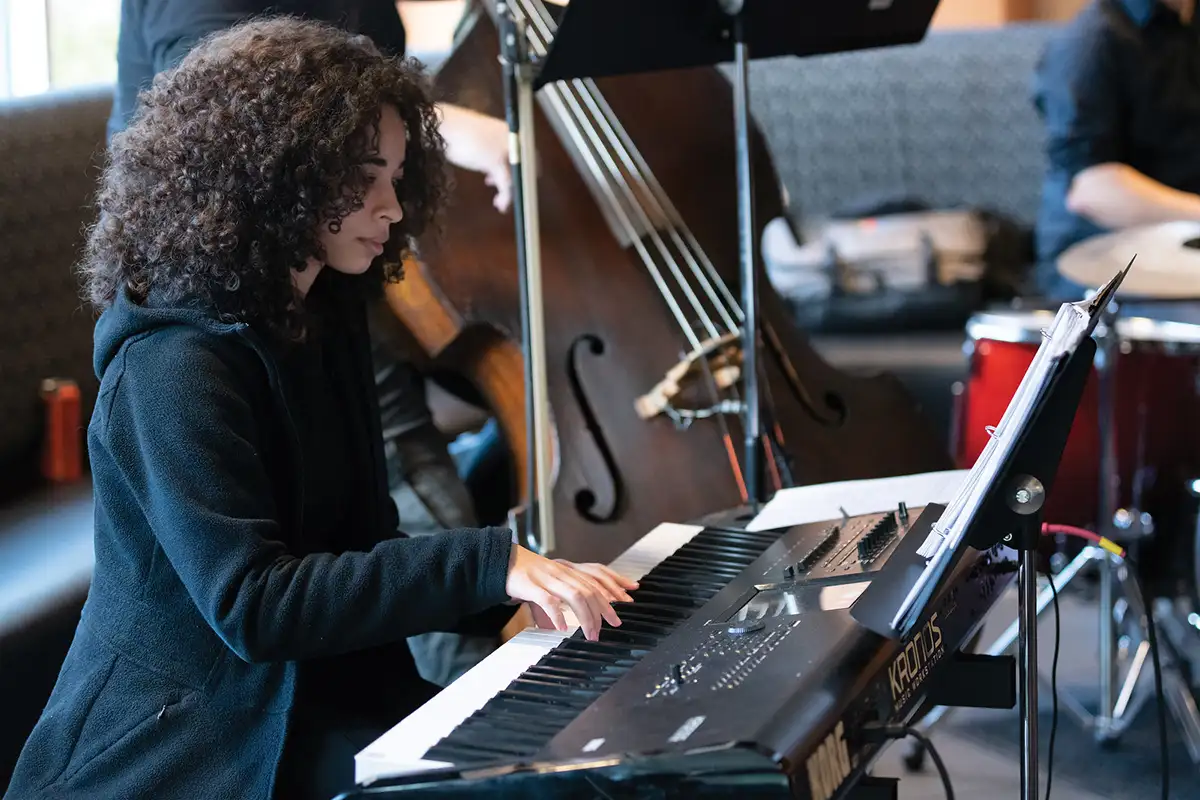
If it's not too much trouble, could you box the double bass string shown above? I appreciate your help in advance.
[516,0,737,344]
[514,0,789,492]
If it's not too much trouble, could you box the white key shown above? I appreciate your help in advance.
[354,522,705,785]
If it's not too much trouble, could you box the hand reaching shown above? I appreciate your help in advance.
[505,545,639,641]
[437,103,513,213]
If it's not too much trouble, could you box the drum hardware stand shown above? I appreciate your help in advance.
[1058,299,1200,756]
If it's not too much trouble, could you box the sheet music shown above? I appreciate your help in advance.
[745,470,968,532]
[893,296,1100,631]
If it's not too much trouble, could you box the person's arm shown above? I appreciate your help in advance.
[106,331,514,664]
[437,102,514,212]
[1066,162,1200,228]
[1030,24,1200,230]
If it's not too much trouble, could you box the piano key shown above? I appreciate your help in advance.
[354,473,980,796]
[404,524,782,773]
[353,521,709,785]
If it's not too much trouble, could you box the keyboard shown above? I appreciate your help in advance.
[348,494,1016,799]
[353,518,772,783]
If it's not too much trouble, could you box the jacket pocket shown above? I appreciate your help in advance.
[55,648,198,789]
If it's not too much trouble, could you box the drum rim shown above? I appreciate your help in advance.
[966,309,1200,347]
[1116,315,1200,346]
[965,310,1056,344]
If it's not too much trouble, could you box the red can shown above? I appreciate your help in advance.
[40,378,83,483]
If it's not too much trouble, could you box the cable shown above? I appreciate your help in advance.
[862,724,954,800]
[904,728,954,800]
[1045,570,1060,800]
[1041,523,1126,558]
[1126,554,1170,800]
[1039,523,1168,800]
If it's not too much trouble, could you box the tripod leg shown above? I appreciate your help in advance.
[1110,639,1150,731]
[1095,556,1152,742]
[1096,553,1119,742]
[1163,666,1200,764]
[1148,599,1200,764]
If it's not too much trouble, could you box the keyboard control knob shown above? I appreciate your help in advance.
[727,619,765,636]
[783,564,795,580]
[671,663,685,683]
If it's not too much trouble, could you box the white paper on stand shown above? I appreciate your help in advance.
[745,469,969,532]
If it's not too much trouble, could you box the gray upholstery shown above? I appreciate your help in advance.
[738,23,1057,227]
[724,25,1065,452]
[0,87,110,487]
[0,88,109,787]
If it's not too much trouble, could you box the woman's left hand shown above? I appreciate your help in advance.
[438,103,513,213]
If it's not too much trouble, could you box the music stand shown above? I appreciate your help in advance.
[495,0,943,542]
[850,264,1132,799]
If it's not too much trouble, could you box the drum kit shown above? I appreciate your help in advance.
[912,221,1200,766]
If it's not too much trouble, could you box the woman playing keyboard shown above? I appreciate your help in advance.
[4,17,636,800]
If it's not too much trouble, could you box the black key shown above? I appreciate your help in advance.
[423,524,781,768]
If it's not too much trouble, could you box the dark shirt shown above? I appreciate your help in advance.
[1032,0,1200,298]
[272,279,447,794]
[110,0,405,141]
[276,312,355,557]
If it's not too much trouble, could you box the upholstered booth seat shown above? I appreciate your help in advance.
[0,87,109,786]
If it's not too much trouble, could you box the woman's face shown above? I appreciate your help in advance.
[319,104,408,275]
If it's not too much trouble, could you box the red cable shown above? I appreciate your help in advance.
[1041,522,1126,558]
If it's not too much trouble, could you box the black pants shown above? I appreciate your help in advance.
[273,694,430,800]
[274,723,386,799]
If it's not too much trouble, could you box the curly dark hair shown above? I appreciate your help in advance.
[82,15,448,335]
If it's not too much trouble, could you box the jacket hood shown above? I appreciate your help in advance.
[93,286,249,380]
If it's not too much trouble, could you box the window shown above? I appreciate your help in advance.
[0,0,120,100]
[48,0,120,91]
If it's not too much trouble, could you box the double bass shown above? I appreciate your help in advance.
[386,0,952,564]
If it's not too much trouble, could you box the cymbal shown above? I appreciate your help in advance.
[1058,221,1200,299]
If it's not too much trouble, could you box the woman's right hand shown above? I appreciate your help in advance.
[505,545,637,641]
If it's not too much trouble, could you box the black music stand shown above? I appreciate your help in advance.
[850,263,1132,800]
[496,0,942,523]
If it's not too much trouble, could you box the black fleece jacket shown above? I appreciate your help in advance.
[4,273,513,799]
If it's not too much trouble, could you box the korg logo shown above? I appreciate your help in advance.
[805,720,852,800]
[888,612,945,707]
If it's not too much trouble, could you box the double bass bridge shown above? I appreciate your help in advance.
[634,332,746,428]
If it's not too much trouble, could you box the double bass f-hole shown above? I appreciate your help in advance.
[567,334,622,522]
